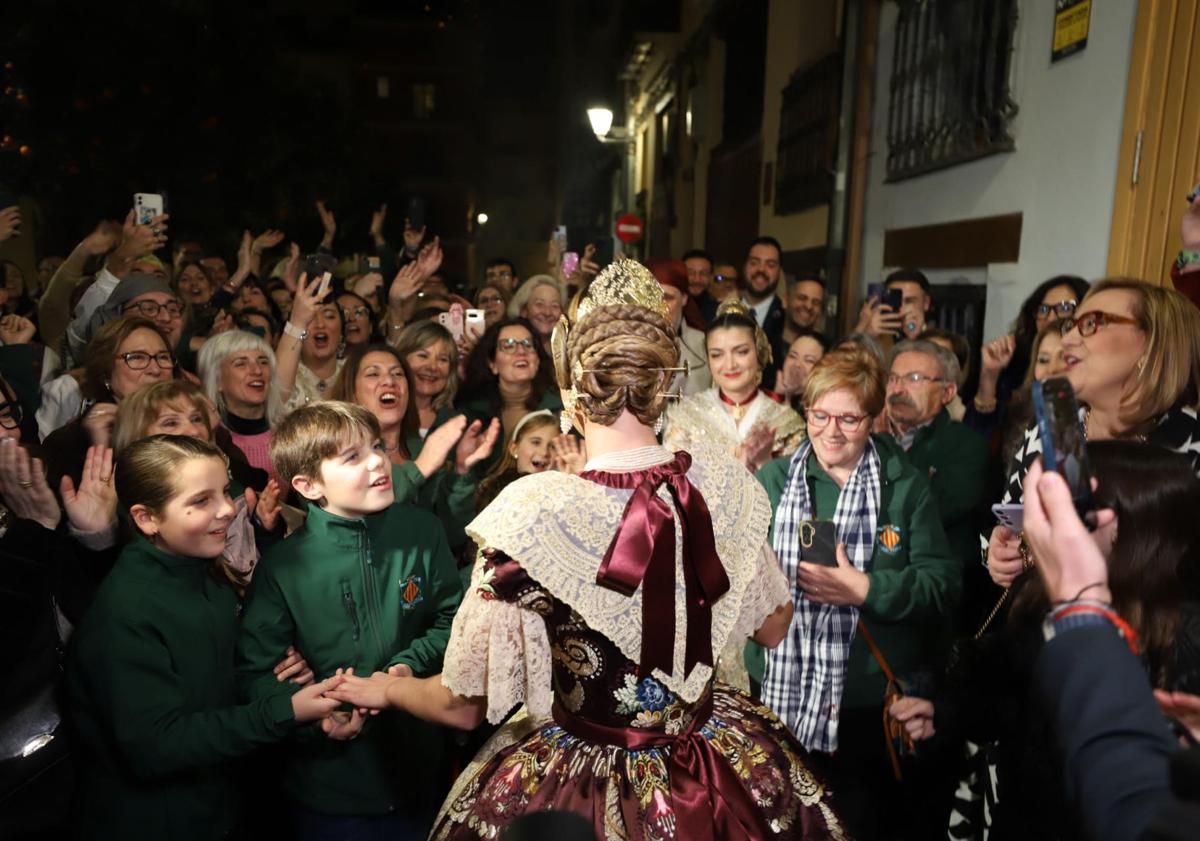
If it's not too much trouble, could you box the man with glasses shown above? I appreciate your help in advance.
[483,258,518,296]
[884,339,988,620]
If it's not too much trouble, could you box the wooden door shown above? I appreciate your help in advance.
[1107,0,1200,284]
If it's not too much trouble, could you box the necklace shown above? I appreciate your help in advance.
[719,389,758,422]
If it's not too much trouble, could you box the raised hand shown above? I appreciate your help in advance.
[0,205,20,242]
[282,242,302,292]
[415,236,443,279]
[60,445,117,534]
[208,309,235,337]
[550,433,586,474]
[579,243,599,278]
[249,479,283,531]
[316,200,336,248]
[980,335,1016,377]
[81,403,118,448]
[273,645,314,686]
[370,204,388,246]
[252,228,285,255]
[854,297,903,338]
[289,272,333,331]
[737,423,776,473]
[0,314,35,345]
[290,675,346,724]
[80,220,122,256]
[0,439,61,531]
[454,418,500,475]
[414,415,467,478]
[388,261,424,307]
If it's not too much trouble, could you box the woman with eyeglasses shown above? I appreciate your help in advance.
[42,315,179,496]
[458,317,562,474]
[663,300,805,473]
[756,344,957,840]
[474,284,509,328]
[337,290,379,349]
[987,278,1200,590]
[966,275,1090,439]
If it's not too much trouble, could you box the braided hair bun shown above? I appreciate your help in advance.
[565,303,680,427]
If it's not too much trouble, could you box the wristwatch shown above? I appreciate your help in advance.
[283,321,308,342]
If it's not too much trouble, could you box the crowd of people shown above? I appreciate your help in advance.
[2,189,1200,841]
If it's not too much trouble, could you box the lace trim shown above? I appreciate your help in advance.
[465,447,778,703]
[440,557,554,724]
[663,389,806,458]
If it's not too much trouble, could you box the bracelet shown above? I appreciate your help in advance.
[1176,249,1200,271]
[283,321,308,341]
[1049,602,1140,654]
[1051,582,1109,605]
[973,394,998,413]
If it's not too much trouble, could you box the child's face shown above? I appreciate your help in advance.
[297,431,394,519]
[146,400,210,442]
[510,425,552,474]
[132,456,234,559]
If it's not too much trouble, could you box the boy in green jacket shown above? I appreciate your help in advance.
[236,402,463,838]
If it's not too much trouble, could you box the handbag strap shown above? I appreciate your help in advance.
[856,618,898,684]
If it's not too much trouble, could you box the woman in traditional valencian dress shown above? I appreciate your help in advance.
[663,299,805,474]
[328,260,848,840]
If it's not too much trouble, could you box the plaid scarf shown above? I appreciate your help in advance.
[763,438,881,752]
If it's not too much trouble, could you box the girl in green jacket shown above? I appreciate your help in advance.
[66,435,342,841]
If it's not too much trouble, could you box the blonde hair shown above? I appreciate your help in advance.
[269,401,381,490]
[389,321,459,409]
[1082,278,1200,428]
[113,380,213,455]
[508,274,565,318]
[566,303,680,427]
[803,345,886,417]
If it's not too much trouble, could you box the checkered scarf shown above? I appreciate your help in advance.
[763,438,881,753]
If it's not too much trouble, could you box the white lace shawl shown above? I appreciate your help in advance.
[663,388,806,458]
[440,445,790,723]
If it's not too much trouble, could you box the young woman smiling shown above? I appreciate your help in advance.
[663,301,804,472]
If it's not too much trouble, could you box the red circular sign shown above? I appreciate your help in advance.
[615,213,644,244]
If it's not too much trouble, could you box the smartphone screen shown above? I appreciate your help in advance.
[1032,376,1096,529]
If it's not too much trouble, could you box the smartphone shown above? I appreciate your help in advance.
[361,255,381,274]
[134,192,165,225]
[553,225,568,253]
[305,253,336,296]
[1032,376,1096,529]
[561,251,580,276]
[406,196,426,232]
[991,503,1024,533]
[800,521,839,568]
[866,282,883,302]
[464,308,486,341]
[881,286,903,313]
[438,303,464,342]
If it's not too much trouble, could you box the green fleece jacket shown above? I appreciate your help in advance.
[900,409,989,569]
[66,537,297,841]
[235,502,462,817]
[756,434,960,707]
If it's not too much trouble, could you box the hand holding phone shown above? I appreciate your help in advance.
[561,251,580,277]
[464,308,486,341]
[134,192,166,226]
[799,521,839,568]
[1032,377,1096,529]
[991,503,1025,533]
[438,303,464,342]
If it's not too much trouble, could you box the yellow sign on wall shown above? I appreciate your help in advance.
[1053,0,1092,62]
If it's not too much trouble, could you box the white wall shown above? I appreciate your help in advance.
[859,1,1137,340]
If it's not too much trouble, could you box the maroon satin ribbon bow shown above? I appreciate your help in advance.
[581,451,730,678]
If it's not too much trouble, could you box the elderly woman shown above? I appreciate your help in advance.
[459,317,562,472]
[392,321,460,454]
[198,330,294,480]
[663,300,805,471]
[331,343,496,554]
[507,274,563,352]
[756,344,958,840]
[987,278,1200,589]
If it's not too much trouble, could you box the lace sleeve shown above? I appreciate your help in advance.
[439,550,554,724]
[730,543,792,644]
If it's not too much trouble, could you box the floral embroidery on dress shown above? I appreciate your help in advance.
[612,672,691,734]
[475,564,498,601]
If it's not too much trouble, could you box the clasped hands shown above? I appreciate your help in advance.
[282,653,413,741]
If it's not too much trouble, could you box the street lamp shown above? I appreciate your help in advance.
[587,106,629,143]
[476,212,489,225]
